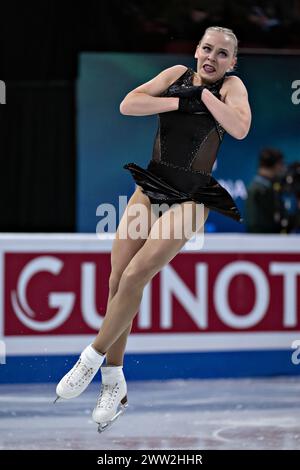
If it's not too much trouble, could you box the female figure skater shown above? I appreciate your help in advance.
[55,26,251,432]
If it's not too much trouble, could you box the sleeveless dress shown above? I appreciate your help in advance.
[123,66,242,222]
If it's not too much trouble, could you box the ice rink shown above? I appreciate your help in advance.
[1,377,300,450]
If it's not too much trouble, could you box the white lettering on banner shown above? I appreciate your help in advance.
[161,264,208,329]
[214,261,269,329]
[8,255,300,333]
[81,263,104,329]
[11,257,74,332]
[138,283,152,329]
[269,263,300,327]
[81,262,152,329]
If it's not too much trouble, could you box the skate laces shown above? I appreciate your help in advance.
[96,383,120,410]
[66,358,95,388]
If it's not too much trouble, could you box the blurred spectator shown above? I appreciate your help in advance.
[280,162,300,232]
[245,148,289,233]
[73,1,300,55]
[131,0,300,51]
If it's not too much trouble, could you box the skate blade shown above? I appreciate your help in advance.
[97,402,128,434]
[53,395,61,404]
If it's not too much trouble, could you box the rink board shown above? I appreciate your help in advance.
[0,234,300,383]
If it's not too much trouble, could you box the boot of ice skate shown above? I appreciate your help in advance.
[92,365,128,433]
[54,344,105,402]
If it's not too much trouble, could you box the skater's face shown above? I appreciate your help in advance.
[194,31,237,84]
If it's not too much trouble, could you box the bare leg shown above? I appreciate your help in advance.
[93,202,209,354]
[104,290,132,366]
[103,186,158,366]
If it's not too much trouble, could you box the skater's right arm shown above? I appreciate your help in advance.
[119,65,185,116]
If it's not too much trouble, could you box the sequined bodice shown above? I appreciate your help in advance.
[151,67,226,174]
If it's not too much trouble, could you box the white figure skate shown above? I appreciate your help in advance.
[54,344,105,402]
[92,365,128,433]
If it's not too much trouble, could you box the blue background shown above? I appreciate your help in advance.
[77,53,300,233]
[1,350,299,383]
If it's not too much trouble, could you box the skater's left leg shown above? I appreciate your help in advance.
[92,202,209,354]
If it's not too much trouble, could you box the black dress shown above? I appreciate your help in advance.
[123,66,242,222]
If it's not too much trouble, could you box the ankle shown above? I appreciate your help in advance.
[91,343,106,356]
[103,362,123,367]
[81,344,105,367]
[101,364,125,382]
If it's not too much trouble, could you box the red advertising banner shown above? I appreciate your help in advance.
[4,250,300,336]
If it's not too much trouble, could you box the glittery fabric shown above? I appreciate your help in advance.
[123,67,242,222]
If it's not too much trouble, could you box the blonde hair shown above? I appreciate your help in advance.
[199,26,238,57]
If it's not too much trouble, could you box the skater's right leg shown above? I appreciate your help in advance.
[55,343,105,400]
[55,187,156,400]
[101,186,157,366]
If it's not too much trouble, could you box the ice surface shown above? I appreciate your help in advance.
[0,378,300,450]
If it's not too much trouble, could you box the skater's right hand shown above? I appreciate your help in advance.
[167,84,205,100]
[177,96,208,114]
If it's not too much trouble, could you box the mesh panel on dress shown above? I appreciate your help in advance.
[151,127,161,162]
[190,127,220,173]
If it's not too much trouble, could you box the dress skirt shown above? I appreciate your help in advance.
[123,160,242,223]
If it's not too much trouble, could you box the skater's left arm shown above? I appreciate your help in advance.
[201,76,252,140]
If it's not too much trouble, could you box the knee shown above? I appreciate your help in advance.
[108,271,122,296]
[119,257,161,292]
[118,268,141,292]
